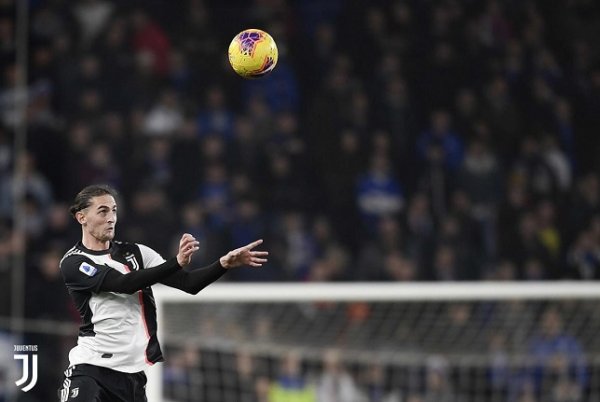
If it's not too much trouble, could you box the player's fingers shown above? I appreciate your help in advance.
[251,251,268,256]
[243,239,263,250]
[249,262,263,267]
[252,258,268,263]
[183,236,197,244]
[181,239,198,250]
[184,246,199,256]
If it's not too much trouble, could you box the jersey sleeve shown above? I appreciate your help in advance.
[60,255,112,293]
[137,244,166,269]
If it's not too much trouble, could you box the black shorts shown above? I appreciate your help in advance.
[58,364,147,402]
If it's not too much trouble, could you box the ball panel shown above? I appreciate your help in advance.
[228,29,278,79]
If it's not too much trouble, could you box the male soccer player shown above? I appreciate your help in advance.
[57,184,268,401]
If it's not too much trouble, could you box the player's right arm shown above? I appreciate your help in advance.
[60,255,183,295]
[99,258,182,293]
[60,235,199,294]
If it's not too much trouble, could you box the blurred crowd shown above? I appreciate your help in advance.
[162,303,595,402]
[163,346,587,402]
[2,0,600,290]
[1,0,600,399]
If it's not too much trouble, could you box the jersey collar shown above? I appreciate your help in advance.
[77,241,114,255]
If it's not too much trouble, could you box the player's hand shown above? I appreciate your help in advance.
[220,239,268,269]
[177,233,200,267]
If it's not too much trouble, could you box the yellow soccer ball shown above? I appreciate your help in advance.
[228,29,278,79]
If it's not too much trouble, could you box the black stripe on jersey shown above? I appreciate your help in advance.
[78,294,96,337]
[140,287,164,364]
[60,254,110,338]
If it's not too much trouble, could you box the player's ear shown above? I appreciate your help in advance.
[76,211,86,225]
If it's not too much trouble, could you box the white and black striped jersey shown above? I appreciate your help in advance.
[60,241,166,373]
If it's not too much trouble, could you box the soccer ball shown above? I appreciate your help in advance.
[228,29,278,79]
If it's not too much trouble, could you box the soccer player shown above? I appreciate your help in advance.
[57,184,268,401]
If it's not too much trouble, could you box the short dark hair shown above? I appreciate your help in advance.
[69,184,118,217]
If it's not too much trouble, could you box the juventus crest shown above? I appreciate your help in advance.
[125,253,140,271]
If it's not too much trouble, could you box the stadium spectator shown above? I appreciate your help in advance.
[428,244,461,281]
[134,137,172,191]
[527,307,587,397]
[271,211,316,281]
[422,356,458,402]
[231,349,262,402]
[402,193,435,267]
[72,0,114,47]
[143,90,184,137]
[197,85,235,141]
[163,343,204,402]
[358,362,401,402]
[307,244,349,282]
[417,110,464,172]
[356,154,405,230]
[316,349,362,402]
[483,76,521,159]
[269,351,316,402]
[196,162,231,232]
[265,153,309,212]
[356,216,403,281]
[456,140,501,220]
[0,152,53,220]
[567,226,600,280]
[131,10,171,76]
[511,137,560,202]
[120,187,176,256]
[321,128,365,248]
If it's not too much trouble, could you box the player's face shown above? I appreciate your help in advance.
[80,195,118,242]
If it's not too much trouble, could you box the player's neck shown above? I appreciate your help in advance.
[81,233,111,251]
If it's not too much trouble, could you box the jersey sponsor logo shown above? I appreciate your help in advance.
[79,262,98,277]
[70,387,79,398]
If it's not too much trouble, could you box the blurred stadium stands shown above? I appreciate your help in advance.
[2,0,600,400]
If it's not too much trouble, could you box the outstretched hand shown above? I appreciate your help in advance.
[176,233,200,266]
[220,239,268,269]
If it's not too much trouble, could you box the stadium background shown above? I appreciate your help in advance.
[1,0,600,400]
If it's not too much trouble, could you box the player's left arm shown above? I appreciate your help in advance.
[161,238,268,294]
[141,237,268,295]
